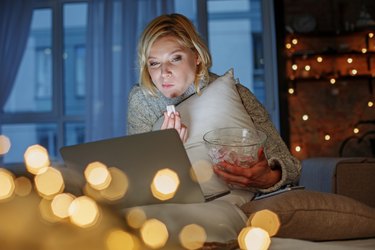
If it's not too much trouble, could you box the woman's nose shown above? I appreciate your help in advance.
[161,64,172,78]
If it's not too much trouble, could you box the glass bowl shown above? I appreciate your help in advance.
[203,127,267,168]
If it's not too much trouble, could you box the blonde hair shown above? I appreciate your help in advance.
[137,13,212,95]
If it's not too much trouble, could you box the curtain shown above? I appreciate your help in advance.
[85,0,174,142]
[0,0,32,111]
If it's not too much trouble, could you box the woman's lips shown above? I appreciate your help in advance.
[162,83,173,88]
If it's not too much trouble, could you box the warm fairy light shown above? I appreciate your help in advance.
[24,144,50,175]
[368,101,374,107]
[302,114,309,121]
[292,64,298,71]
[330,78,336,84]
[35,167,65,199]
[106,230,137,250]
[288,88,295,94]
[0,135,11,155]
[247,210,280,237]
[126,207,147,229]
[0,168,15,201]
[362,48,367,53]
[51,193,75,219]
[151,168,179,201]
[347,57,353,64]
[316,56,323,63]
[190,160,214,183]
[369,32,374,38]
[324,134,331,141]
[100,167,129,201]
[39,198,60,223]
[285,43,292,49]
[238,227,271,250]
[140,219,169,249]
[69,196,100,228]
[14,176,32,197]
[353,128,360,134]
[292,38,298,45]
[84,161,112,190]
[351,69,358,75]
[179,224,207,250]
[295,146,301,152]
[304,65,311,71]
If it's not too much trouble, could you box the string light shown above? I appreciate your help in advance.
[304,65,311,71]
[330,78,336,84]
[288,88,295,94]
[369,32,374,38]
[324,134,331,141]
[295,146,301,152]
[347,57,353,64]
[302,114,309,121]
[353,128,360,134]
[368,101,374,107]
[285,43,292,49]
[316,56,323,63]
[292,38,298,45]
[350,69,358,75]
[362,48,367,53]
[292,64,298,71]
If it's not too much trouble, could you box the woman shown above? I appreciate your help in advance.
[127,13,300,192]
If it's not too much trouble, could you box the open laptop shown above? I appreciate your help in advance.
[60,129,229,208]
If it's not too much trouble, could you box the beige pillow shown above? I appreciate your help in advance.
[153,69,256,145]
[240,190,375,241]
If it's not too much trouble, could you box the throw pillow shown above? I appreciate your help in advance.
[240,189,375,241]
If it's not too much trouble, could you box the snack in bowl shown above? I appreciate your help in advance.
[203,127,267,168]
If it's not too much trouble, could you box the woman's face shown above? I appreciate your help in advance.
[147,35,199,98]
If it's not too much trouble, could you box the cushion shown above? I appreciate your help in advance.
[240,189,375,241]
[153,69,255,145]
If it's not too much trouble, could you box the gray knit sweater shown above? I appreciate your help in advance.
[127,74,301,192]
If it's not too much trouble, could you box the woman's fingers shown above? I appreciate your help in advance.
[160,111,188,142]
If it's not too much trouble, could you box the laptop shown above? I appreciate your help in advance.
[60,129,229,208]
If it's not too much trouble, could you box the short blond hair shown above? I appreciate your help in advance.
[137,13,212,95]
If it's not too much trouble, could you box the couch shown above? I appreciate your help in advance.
[300,157,375,207]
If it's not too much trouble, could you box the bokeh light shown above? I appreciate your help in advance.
[69,196,100,228]
[179,224,207,250]
[0,135,11,155]
[14,176,33,197]
[35,167,65,199]
[39,198,61,223]
[100,167,128,201]
[51,193,76,219]
[238,227,271,250]
[106,229,139,250]
[190,160,213,183]
[24,144,50,175]
[0,168,15,201]
[246,210,280,237]
[126,207,147,229]
[140,219,169,249]
[151,168,179,201]
[84,161,112,190]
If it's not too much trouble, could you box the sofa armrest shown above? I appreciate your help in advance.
[300,157,375,207]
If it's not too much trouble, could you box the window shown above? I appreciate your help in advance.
[206,0,265,103]
[1,1,88,163]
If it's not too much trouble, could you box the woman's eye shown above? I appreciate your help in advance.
[148,61,159,67]
[171,55,182,62]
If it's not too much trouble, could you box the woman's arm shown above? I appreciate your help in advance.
[236,84,301,192]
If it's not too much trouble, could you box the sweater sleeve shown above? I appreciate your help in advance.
[127,85,159,135]
[236,84,301,192]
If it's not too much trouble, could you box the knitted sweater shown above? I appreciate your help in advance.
[127,74,301,192]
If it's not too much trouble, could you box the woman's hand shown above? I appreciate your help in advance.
[160,111,188,143]
[213,147,281,189]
